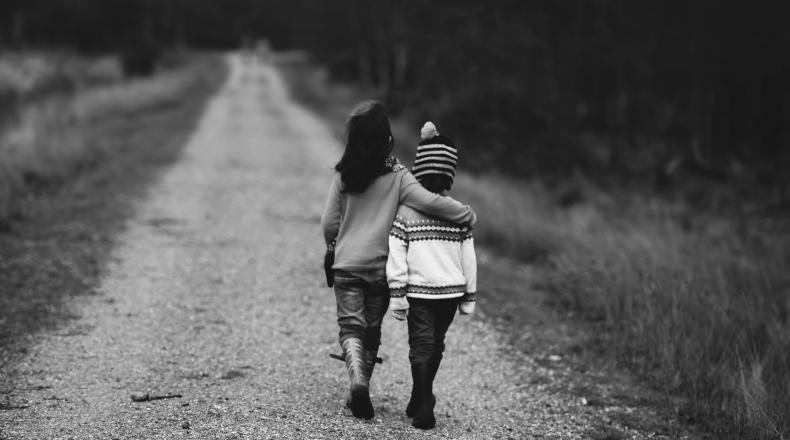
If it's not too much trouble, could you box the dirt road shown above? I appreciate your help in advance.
[1,55,679,439]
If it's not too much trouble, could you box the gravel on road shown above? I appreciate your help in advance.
[1,55,694,440]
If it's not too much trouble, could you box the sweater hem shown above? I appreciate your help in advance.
[407,292,465,300]
[406,284,466,296]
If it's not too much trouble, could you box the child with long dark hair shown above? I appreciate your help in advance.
[321,102,476,420]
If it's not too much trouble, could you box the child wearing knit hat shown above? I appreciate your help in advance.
[322,103,477,421]
[386,121,477,430]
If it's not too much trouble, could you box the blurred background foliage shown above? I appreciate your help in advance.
[2,0,788,194]
[2,2,789,437]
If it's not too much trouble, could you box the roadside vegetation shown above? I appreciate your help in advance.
[0,51,226,346]
[277,54,790,440]
[453,173,790,440]
[0,51,222,222]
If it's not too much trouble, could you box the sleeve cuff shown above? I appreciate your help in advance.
[390,285,407,298]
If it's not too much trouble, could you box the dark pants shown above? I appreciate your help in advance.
[407,297,460,365]
[333,270,390,351]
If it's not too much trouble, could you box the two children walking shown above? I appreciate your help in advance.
[320,101,478,429]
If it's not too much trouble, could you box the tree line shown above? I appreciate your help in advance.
[2,0,788,187]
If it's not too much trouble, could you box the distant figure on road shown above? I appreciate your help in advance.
[321,101,476,420]
[240,37,270,64]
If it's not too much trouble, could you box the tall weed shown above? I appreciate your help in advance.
[546,197,790,438]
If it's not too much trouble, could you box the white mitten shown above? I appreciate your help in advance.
[459,301,475,315]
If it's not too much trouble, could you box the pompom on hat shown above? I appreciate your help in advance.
[412,121,458,182]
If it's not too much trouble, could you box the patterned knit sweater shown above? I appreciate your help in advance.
[386,203,477,306]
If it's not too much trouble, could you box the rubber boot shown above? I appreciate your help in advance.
[363,349,378,383]
[406,359,438,417]
[429,356,441,381]
[342,338,374,419]
[411,363,436,429]
[347,349,378,410]
[405,379,419,417]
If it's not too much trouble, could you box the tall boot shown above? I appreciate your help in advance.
[429,356,442,381]
[405,377,419,417]
[411,363,436,429]
[348,349,379,406]
[406,358,438,417]
[363,349,378,383]
[345,349,378,412]
[342,338,374,419]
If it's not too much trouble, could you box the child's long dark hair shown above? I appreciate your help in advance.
[335,101,394,193]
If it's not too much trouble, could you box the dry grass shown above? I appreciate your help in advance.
[462,174,790,438]
[553,207,789,438]
[0,53,222,221]
[0,51,121,94]
[0,51,122,132]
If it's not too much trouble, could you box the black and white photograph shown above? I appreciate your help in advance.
[0,1,788,439]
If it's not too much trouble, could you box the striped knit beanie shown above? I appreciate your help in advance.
[412,121,458,182]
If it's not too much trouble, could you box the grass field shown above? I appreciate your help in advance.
[276,53,790,439]
[455,175,790,439]
[0,52,227,348]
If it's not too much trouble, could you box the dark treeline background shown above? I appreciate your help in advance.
[3,0,788,194]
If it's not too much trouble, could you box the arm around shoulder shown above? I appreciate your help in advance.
[399,171,476,226]
[387,220,410,320]
[386,220,409,297]
[320,174,342,245]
